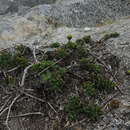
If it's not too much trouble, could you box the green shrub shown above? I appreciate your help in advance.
[76,38,85,46]
[50,42,60,48]
[87,63,101,73]
[31,60,55,73]
[67,34,73,41]
[80,58,90,66]
[15,45,31,56]
[15,56,29,68]
[93,75,116,92]
[102,32,120,41]
[0,52,15,68]
[79,59,101,73]
[76,46,87,57]
[82,35,92,43]
[65,96,83,121]
[42,71,64,91]
[56,48,69,58]
[83,81,97,96]
[58,67,68,77]
[84,104,102,121]
[66,42,78,49]
[41,67,67,91]
[0,50,30,69]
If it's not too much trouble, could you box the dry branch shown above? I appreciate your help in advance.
[4,95,21,130]
[0,112,44,120]
[0,97,11,113]
[33,47,38,63]
[20,64,34,87]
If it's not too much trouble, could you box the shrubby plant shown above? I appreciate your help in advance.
[0,51,14,68]
[93,75,116,92]
[31,60,55,73]
[83,104,102,121]
[82,35,92,44]
[67,34,73,42]
[50,42,61,48]
[102,32,120,41]
[79,58,101,73]
[83,81,97,96]
[65,96,83,121]
[41,67,67,91]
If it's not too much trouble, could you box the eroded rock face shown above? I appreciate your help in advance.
[1,0,130,27]
[51,0,130,27]
[0,0,56,15]
[14,0,56,7]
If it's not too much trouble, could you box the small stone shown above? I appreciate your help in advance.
[59,105,64,111]
[84,27,91,32]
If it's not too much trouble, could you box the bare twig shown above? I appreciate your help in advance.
[0,67,19,76]
[33,47,38,63]
[5,95,21,130]
[20,64,34,87]
[0,112,44,120]
[22,91,46,102]
[0,96,11,113]
[0,107,9,117]
[47,102,57,114]
[7,66,19,73]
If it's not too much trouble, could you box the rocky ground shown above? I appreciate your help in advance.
[0,0,130,130]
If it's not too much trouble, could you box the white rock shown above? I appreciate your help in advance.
[84,27,91,32]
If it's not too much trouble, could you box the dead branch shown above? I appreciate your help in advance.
[47,102,57,114]
[4,95,21,130]
[0,107,9,117]
[0,96,11,113]
[33,46,38,63]
[19,64,34,87]
[7,66,19,73]
[0,112,44,120]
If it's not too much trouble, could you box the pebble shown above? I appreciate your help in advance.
[84,27,91,32]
